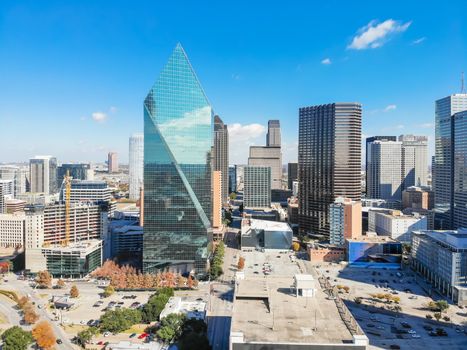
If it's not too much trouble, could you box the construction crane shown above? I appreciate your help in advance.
[62,170,71,247]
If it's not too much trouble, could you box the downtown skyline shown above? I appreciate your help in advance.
[1,1,467,164]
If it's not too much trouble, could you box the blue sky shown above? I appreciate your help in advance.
[1,0,466,164]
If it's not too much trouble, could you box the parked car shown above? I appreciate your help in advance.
[138,333,148,339]
[129,333,137,338]
[56,339,62,344]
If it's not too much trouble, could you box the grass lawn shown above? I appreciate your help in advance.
[122,324,147,334]
[63,324,88,333]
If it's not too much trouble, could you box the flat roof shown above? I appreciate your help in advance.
[232,276,354,344]
[414,230,467,249]
[242,218,292,234]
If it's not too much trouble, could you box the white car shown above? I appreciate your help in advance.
[104,332,110,337]
[412,334,421,338]
[408,330,416,334]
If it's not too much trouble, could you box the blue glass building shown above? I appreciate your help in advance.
[143,44,213,274]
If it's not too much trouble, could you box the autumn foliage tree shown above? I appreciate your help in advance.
[32,321,56,350]
[56,279,65,289]
[35,270,52,288]
[91,260,193,290]
[292,242,300,252]
[17,296,30,309]
[70,285,79,298]
[237,257,245,270]
[23,305,39,325]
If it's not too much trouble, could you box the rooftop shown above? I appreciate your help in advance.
[346,234,398,243]
[414,229,467,249]
[241,218,292,234]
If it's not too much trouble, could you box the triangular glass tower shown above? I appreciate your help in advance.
[143,44,213,274]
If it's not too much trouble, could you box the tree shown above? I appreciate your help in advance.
[229,193,237,200]
[392,296,401,304]
[103,285,115,297]
[156,313,185,341]
[292,241,300,252]
[187,275,194,289]
[237,257,245,270]
[32,321,56,350]
[425,314,433,319]
[75,327,99,347]
[178,331,211,350]
[443,316,450,322]
[70,285,79,298]
[141,290,173,323]
[354,297,362,304]
[56,279,65,289]
[99,308,142,333]
[436,300,449,313]
[23,306,39,325]
[35,271,52,289]
[1,326,33,350]
[433,312,442,321]
[17,296,30,309]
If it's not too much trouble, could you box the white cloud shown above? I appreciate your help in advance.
[348,19,411,50]
[158,106,212,132]
[228,123,266,164]
[412,37,426,45]
[384,104,397,112]
[321,58,332,65]
[92,112,108,122]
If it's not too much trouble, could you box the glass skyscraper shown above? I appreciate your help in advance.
[143,44,213,274]
[434,94,467,229]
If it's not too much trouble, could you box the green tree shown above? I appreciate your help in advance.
[141,290,172,323]
[99,308,142,333]
[436,300,449,313]
[229,193,237,200]
[178,332,211,350]
[103,285,115,298]
[1,326,33,350]
[156,313,185,341]
[433,312,442,321]
[75,327,99,347]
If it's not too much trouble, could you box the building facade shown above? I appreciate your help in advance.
[366,140,402,201]
[30,156,58,194]
[266,119,281,147]
[129,133,144,200]
[213,115,229,203]
[248,146,282,190]
[298,103,361,237]
[368,209,427,242]
[108,152,118,173]
[434,94,467,229]
[329,197,362,246]
[453,110,467,229]
[0,212,26,248]
[243,166,271,208]
[143,44,213,274]
[229,166,237,194]
[399,134,428,188]
[411,229,467,305]
[57,163,92,188]
[0,180,14,214]
[402,186,434,210]
[287,163,298,191]
[0,165,29,196]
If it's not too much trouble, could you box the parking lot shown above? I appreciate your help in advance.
[314,263,467,349]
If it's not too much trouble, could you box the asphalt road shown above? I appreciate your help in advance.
[6,275,77,350]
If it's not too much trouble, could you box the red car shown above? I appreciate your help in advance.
[137,333,148,339]
[97,341,103,345]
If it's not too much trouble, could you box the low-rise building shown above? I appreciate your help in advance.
[402,186,434,210]
[346,235,402,268]
[411,229,467,305]
[240,218,293,251]
[368,209,427,242]
[307,243,346,263]
[159,297,206,320]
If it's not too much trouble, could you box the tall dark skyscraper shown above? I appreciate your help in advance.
[434,94,467,229]
[213,115,229,203]
[287,163,298,190]
[143,44,213,274]
[298,103,361,237]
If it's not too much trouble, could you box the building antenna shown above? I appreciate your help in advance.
[462,71,466,94]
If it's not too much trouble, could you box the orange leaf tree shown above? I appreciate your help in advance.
[32,321,56,350]
[70,285,79,298]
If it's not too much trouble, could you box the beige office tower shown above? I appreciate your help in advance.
[107,152,119,173]
[212,171,222,229]
[399,134,428,188]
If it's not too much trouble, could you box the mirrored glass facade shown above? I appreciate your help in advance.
[143,44,213,274]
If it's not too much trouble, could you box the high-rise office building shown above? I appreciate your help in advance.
[129,133,144,200]
[0,165,29,196]
[143,43,213,274]
[266,120,281,147]
[243,166,271,208]
[213,115,229,203]
[298,103,361,236]
[108,152,118,173]
[287,163,298,190]
[453,110,467,229]
[434,93,467,229]
[57,163,92,188]
[366,140,403,201]
[30,156,58,194]
[212,171,222,229]
[365,136,396,195]
[399,134,428,188]
[248,120,282,190]
[228,166,237,194]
